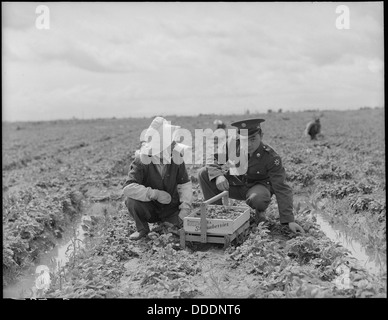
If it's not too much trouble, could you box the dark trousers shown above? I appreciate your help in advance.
[125,198,180,233]
[198,167,271,213]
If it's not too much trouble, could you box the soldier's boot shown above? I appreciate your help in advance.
[254,210,267,224]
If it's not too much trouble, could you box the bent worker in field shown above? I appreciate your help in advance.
[304,117,321,140]
[214,119,226,130]
[198,118,304,234]
[123,117,192,240]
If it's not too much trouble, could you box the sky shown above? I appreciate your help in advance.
[2,2,384,122]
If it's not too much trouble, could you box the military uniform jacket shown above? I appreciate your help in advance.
[207,141,294,224]
[123,151,190,219]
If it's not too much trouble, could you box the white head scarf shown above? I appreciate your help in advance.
[139,117,191,162]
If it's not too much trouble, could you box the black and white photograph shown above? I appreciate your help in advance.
[2,1,385,305]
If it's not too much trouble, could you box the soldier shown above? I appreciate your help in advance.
[198,118,304,234]
[123,117,192,240]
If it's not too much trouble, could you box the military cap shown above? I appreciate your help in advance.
[231,118,265,137]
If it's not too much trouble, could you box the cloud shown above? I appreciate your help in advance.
[367,59,384,73]
[2,2,384,122]
[60,42,143,74]
[1,3,37,30]
[3,28,148,74]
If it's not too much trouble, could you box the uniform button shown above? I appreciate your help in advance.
[256,153,260,157]
[267,182,270,184]
[257,171,260,174]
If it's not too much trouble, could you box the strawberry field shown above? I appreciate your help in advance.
[2,108,386,299]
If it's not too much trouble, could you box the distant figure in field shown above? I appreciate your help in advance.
[214,119,226,130]
[304,118,321,140]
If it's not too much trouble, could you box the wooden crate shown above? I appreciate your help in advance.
[180,191,250,249]
[183,205,250,235]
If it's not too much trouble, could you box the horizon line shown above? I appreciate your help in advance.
[1,106,383,124]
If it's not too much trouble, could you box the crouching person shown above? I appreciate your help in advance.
[123,117,192,240]
[198,118,304,234]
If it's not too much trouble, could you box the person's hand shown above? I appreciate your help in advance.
[177,211,188,229]
[215,175,229,191]
[150,190,172,204]
[288,222,305,234]
[178,208,190,220]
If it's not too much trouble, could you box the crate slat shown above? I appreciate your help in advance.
[180,192,250,248]
[180,221,250,249]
